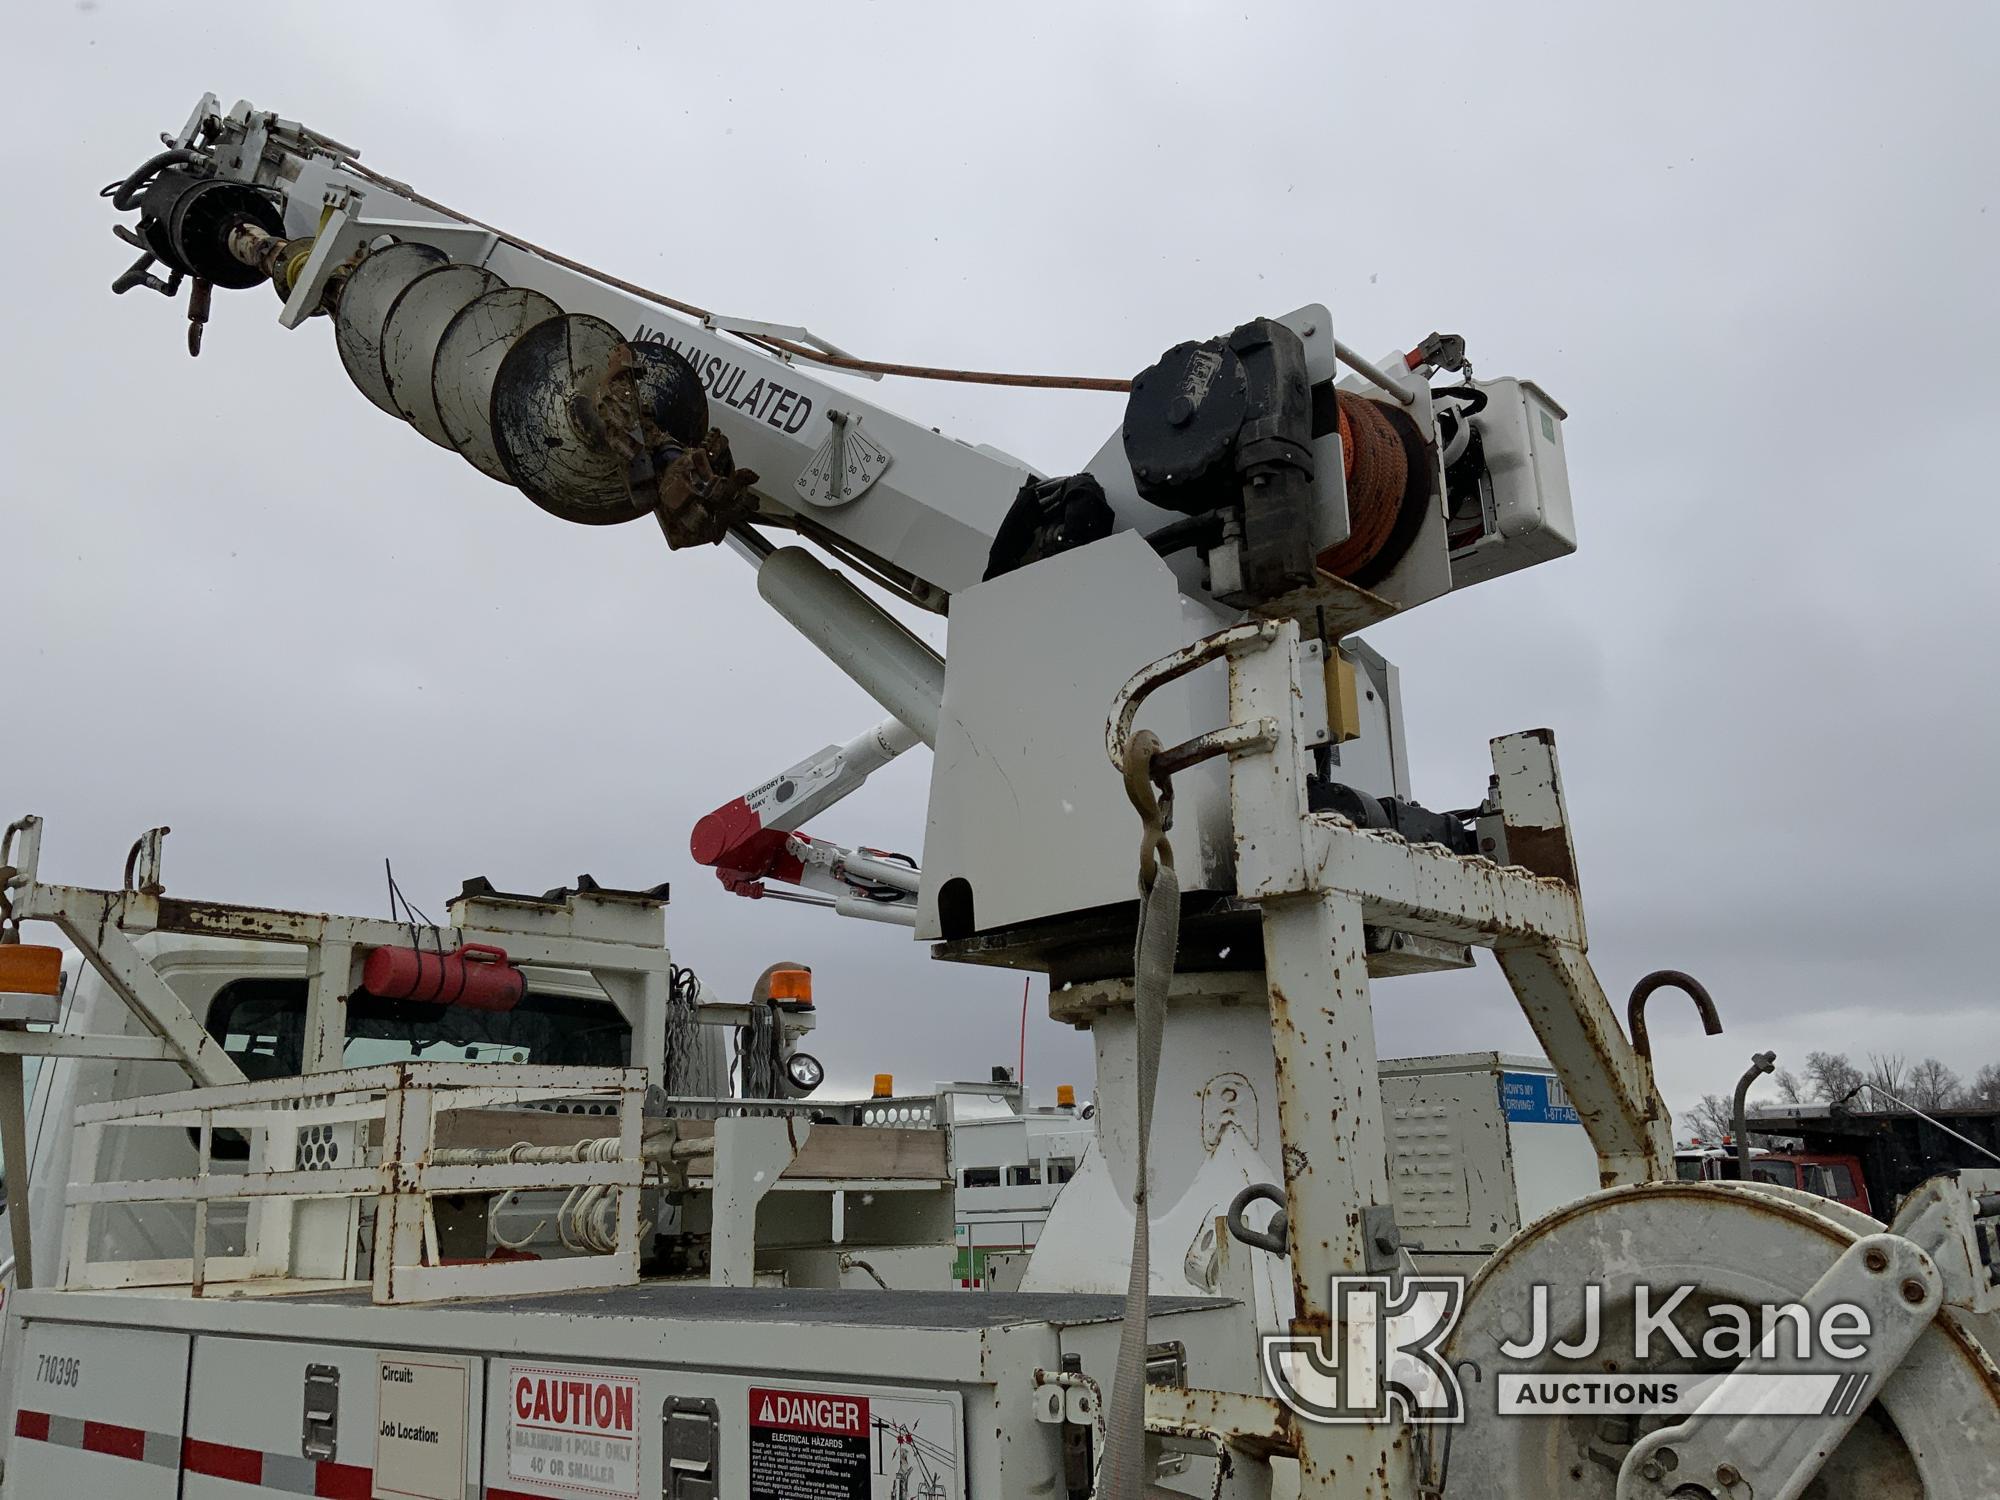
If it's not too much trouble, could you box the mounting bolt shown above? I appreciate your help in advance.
[1902,1277,1929,1305]
[1864,1246,1889,1273]
[1639,1460,1663,1482]
[1716,1463,1742,1487]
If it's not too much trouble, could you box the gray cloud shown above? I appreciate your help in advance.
[6,3,1995,1117]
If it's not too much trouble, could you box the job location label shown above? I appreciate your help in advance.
[375,1355,469,1500]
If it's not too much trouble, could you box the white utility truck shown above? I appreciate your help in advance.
[923,1075,1094,1290]
[4,92,1998,1499]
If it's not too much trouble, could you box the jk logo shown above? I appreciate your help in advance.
[1263,1277,1467,1425]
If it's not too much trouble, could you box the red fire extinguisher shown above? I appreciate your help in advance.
[360,942,525,1013]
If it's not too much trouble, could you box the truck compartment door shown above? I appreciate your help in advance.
[8,1320,189,1498]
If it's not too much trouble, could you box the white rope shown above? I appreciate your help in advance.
[467,1135,650,1255]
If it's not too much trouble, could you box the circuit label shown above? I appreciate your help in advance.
[374,1355,469,1500]
[505,1364,641,1497]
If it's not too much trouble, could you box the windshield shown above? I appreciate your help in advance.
[205,976,631,1079]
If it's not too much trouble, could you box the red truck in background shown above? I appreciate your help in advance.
[1675,1142,1873,1217]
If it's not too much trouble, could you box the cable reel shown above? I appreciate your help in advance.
[1120,322,1435,600]
[1441,1180,2000,1499]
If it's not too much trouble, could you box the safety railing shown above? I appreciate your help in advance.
[651,1091,945,1127]
[60,1061,645,1305]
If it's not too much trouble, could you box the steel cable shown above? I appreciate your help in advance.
[338,159,1132,392]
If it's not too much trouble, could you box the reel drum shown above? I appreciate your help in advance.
[1441,1181,2000,1499]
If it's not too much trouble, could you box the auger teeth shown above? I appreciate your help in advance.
[488,313,709,526]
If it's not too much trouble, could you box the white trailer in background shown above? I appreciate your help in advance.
[1380,1052,1599,1278]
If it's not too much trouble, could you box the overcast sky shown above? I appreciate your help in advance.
[6,4,1995,1116]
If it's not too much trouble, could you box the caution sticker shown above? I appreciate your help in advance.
[505,1364,642,1497]
[749,1386,959,1500]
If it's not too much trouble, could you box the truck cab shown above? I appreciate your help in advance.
[1740,1151,1872,1217]
[1674,1142,1872,1217]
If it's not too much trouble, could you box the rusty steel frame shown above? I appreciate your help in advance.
[0,814,717,1313]
[61,1061,645,1305]
[0,814,678,1094]
[1111,617,1672,1496]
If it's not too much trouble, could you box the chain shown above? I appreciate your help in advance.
[1122,728,1176,894]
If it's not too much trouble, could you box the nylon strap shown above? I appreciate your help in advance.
[1100,731,1180,1500]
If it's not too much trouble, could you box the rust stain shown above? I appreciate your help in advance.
[156,897,330,943]
[1500,822,1577,886]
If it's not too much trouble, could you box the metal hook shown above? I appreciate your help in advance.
[1104,618,1280,779]
[122,826,171,897]
[1626,969,1722,1064]
[1122,729,1176,893]
[111,249,181,298]
[1732,1050,1777,1178]
[1225,1182,1289,1256]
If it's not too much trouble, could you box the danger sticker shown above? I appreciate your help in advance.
[750,1387,869,1500]
[750,1387,960,1500]
[754,1389,868,1436]
[506,1364,641,1498]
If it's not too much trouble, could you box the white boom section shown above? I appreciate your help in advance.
[193,99,1036,599]
[688,714,923,921]
[769,719,923,832]
[754,548,946,744]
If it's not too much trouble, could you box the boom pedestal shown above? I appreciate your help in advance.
[1009,617,1675,1498]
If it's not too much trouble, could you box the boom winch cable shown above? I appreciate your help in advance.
[338,159,1134,393]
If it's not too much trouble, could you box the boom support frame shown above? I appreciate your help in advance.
[1113,618,1670,1497]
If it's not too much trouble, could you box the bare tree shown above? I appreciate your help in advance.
[1865,1053,1911,1109]
[1965,1063,2000,1109]
[1806,1051,1864,1104]
[1771,1067,1805,1105]
[1907,1058,1963,1112]
[1684,1093,1736,1143]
